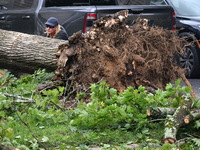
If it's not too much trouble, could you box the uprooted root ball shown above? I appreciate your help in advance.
[56,10,184,92]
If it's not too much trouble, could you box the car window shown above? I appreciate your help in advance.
[90,0,116,5]
[45,0,116,7]
[0,0,11,9]
[45,0,89,7]
[118,0,166,5]
[150,0,166,5]
[13,0,34,9]
[169,0,200,16]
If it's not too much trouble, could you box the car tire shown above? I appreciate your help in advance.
[179,45,200,78]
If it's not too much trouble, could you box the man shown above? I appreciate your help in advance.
[43,17,68,40]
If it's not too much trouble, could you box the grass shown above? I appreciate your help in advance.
[3,118,167,149]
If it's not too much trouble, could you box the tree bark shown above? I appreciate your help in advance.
[147,107,176,118]
[0,29,67,73]
[163,99,192,144]
[147,107,200,119]
[162,73,196,144]
[184,110,200,124]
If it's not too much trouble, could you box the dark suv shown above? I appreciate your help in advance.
[164,0,200,78]
[0,0,175,36]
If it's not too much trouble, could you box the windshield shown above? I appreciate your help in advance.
[170,0,200,16]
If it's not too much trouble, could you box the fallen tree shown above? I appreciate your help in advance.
[0,9,199,146]
[0,29,66,73]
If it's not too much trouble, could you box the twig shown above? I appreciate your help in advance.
[0,92,35,103]
[9,87,48,150]
[50,100,65,111]
[148,118,166,122]
[0,99,35,103]
[66,98,79,110]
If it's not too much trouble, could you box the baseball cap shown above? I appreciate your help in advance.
[45,17,59,27]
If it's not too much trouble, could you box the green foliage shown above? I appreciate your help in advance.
[0,124,14,139]
[153,79,192,108]
[0,70,199,149]
[192,138,200,148]
[69,79,193,131]
[70,83,150,130]
[195,120,200,129]
[41,86,64,109]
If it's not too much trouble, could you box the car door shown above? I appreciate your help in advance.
[0,0,12,30]
[1,0,36,34]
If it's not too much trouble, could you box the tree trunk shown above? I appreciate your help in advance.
[0,29,67,73]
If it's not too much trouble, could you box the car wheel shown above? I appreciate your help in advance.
[179,45,200,78]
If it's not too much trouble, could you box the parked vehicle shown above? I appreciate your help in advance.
[164,0,200,78]
[0,0,175,36]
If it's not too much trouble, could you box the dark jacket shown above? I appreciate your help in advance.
[43,25,68,40]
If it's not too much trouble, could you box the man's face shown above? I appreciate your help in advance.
[46,25,57,34]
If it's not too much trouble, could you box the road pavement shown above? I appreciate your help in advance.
[182,79,200,99]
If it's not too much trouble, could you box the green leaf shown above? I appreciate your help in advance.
[165,83,173,90]
[195,120,200,129]
[192,138,200,147]
[182,86,192,93]
[5,128,13,138]
[41,136,49,142]
[174,78,181,86]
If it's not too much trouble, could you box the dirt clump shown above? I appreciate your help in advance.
[55,10,184,93]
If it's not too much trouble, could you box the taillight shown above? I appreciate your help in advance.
[83,13,97,33]
[172,11,176,31]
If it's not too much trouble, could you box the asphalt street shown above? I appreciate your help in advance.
[182,79,200,99]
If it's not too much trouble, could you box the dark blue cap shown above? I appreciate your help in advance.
[45,17,58,27]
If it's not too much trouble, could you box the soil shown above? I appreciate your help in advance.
[55,10,185,94]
